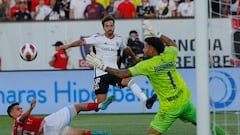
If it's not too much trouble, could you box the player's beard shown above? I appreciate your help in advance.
[106,30,114,36]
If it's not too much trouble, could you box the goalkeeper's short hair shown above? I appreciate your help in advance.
[145,37,165,54]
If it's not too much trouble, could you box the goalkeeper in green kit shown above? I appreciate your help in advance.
[86,20,231,135]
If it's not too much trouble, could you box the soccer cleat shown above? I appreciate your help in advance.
[100,95,115,110]
[146,94,157,109]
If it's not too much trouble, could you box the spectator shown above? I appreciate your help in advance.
[84,0,106,19]
[220,0,230,16]
[8,0,29,20]
[136,0,155,18]
[34,0,51,20]
[0,0,8,21]
[172,0,180,16]
[59,0,70,19]
[13,0,32,20]
[122,30,144,68]
[106,0,117,18]
[155,0,176,18]
[69,0,90,19]
[230,0,239,15]
[31,0,49,15]
[49,41,69,70]
[116,0,136,18]
[177,0,194,17]
[47,0,65,20]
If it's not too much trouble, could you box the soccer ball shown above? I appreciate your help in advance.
[20,43,37,61]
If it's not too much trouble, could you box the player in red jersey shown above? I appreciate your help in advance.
[49,41,69,70]
[7,97,114,135]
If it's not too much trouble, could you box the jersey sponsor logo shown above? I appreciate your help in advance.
[154,62,175,72]
[209,71,236,108]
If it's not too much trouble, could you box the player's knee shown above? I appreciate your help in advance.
[60,126,71,135]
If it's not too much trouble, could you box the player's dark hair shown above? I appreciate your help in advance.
[7,102,19,118]
[102,15,115,27]
[145,37,165,54]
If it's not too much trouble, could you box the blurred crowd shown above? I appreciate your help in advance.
[0,0,195,21]
[211,0,240,17]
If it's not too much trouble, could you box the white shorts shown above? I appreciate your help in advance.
[43,105,77,135]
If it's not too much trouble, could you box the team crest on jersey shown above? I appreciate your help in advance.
[79,36,92,59]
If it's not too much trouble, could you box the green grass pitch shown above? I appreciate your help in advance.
[0,112,238,135]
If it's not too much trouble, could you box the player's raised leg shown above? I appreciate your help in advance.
[75,96,115,112]
[99,95,115,110]
[122,78,147,103]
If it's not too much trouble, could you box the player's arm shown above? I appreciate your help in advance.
[60,39,85,50]
[49,55,56,67]
[142,20,177,48]
[159,34,177,47]
[124,47,141,63]
[106,67,131,79]
[19,99,36,123]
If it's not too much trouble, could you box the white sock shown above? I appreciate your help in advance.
[128,79,147,102]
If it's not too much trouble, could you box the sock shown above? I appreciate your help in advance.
[86,130,106,135]
[86,130,91,135]
[128,79,147,102]
[87,103,99,111]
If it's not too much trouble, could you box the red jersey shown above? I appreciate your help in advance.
[117,2,135,18]
[53,50,68,69]
[10,6,29,18]
[13,115,44,135]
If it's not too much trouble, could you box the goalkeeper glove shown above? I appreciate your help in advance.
[142,20,157,37]
[143,20,162,38]
[86,53,107,71]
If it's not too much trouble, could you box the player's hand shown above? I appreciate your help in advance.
[86,53,107,71]
[30,99,36,110]
[142,20,157,37]
[134,57,142,63]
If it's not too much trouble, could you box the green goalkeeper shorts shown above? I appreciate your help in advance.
[150,101,196,133]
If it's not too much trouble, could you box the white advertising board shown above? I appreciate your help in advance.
[0,18,239,70]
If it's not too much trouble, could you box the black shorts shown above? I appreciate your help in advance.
[94,74,124,94]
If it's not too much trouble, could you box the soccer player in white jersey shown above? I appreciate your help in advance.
[60,15,155,109]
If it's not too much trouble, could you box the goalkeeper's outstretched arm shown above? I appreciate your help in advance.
[159,34,177,47]
[105,67,131,79]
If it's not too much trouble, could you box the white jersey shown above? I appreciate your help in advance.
[83,33,127,76]
[177,1,194,17]
[70,0,91,19]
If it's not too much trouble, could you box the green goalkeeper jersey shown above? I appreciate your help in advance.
[129,46,191,112]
